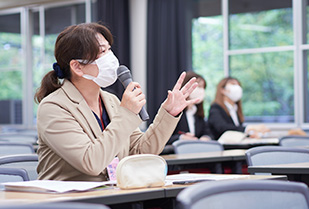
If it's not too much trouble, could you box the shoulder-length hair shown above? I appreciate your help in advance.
[34,22,113,103]
[213,77,244,123]
[183,71,207,118]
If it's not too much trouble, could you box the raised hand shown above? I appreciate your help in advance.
[162,72,199,116]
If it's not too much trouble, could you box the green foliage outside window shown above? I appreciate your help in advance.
[192,7,294,122]
[0,33,22,100]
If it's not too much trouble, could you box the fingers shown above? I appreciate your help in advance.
[121,82,146,114]
[125,82,143,98]
[181,77,197,98]
[126,82,141,92]
[172,72,186,91]
[186,97,200,106]
[167,90,174,103]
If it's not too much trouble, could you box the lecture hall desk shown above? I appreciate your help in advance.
[248,162,309,186]
[162,149,247,174]
[0,174,287,209]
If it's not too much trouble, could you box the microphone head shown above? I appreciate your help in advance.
[117,65,130,76]
[117,65,132,87]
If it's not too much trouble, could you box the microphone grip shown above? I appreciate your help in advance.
[139,106,149,121]
[120,78,149,121]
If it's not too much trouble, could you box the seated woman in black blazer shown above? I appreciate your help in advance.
[208,77,269,141]
[167,71,213,145]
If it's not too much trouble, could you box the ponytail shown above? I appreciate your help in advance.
[34,71,62,104]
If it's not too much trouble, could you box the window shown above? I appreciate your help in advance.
[230,51,294,122]
[0,12,23,124]
[32,3,86,122]
[192,0,298,126]
[229,0,293,123]
[0,1,90,128]
[192,0,223,115]
[304,2,309,123]
[229,1,293,49]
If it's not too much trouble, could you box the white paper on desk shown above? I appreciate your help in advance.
[218,131,279,145]
[240,138,279,144]
[165,173,248,185]
[3,180,116,193]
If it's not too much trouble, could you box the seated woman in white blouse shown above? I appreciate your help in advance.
[167,71,213,145]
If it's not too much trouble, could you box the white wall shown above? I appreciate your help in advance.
[129,0,148,129]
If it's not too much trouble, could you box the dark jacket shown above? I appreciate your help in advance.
[167,109,214,145]
[208,103,245,140]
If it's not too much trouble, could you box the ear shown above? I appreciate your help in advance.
[70,60,84,77]
[221,87,227,96]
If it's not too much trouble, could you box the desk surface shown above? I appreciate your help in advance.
[0,174,287,206]
[161,149,247,165]
[248,162,309,174]
[0,186,165,205]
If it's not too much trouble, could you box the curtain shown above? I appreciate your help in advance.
[96,0,131,99]
[147,0,192,124]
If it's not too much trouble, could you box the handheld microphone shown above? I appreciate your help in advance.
[117,65,149,121]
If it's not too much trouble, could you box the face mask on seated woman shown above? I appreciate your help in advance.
[189,87,205,104]
[77,50,119,88]
[224,84,243,102]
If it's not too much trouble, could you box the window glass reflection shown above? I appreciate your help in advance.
[0,13,23,124]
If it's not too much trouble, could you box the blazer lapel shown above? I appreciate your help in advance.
[61,80,103,139]
[77,100,102,139]
[100,91,117,121]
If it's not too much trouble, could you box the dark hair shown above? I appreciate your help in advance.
[34,22,113,103]
[213,77,244,123]
[183,71,207,118]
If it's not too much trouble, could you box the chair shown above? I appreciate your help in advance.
[0,167,30,190]
[0,202,110,209]
[0,154,38,180]
[246,146,309,166]
[245,146,309,175]
[172,140,223,154]
[0,142,35,156]
[172,140,224,174]
[0,133,37,144]
[176,180,309,209]
[279,135,309,147]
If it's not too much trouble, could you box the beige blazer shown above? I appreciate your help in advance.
[36,80,180,181]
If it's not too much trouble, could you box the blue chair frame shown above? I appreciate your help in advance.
[176,180,309,209]
[279,135,309,147]
[0,142,35,155]
[0,167,30,181]
[0,154,38,180]
[172,140,223,154]
[245,146,309,167]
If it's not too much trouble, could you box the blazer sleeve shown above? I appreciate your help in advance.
[208,103,245,140]
[166,113,189,145]
[128,105,181,155]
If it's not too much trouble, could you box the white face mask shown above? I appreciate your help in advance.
[78,50,119,88]
[189,87,205,104]
[224,84,243,102]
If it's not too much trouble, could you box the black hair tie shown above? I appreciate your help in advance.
[53,63,64,79]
